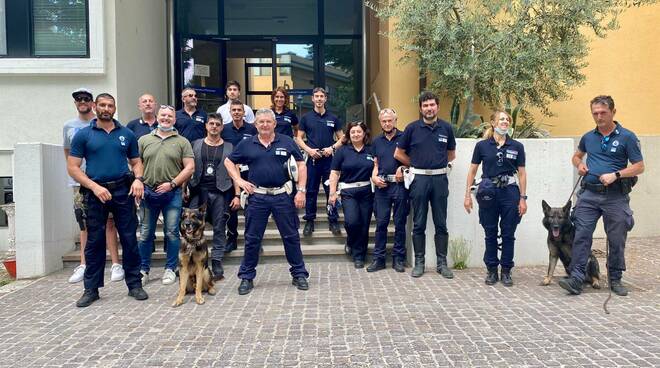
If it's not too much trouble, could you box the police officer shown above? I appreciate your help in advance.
[295,87,343,237]
[175,87,208,143]
[67,93,148,307]
[369,108,409,272]
[464,111,527,286]
[329,121,374,268]
[224,108,309,295]
[271,86,299,137]
[188,113,239,280]
[394,91,455,278]
[559,95,644,296]
[221,100,257,253]
[126,93,158,139]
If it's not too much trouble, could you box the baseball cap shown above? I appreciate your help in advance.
[72,88,93,99]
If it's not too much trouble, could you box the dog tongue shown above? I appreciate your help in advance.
[552,229,560,238]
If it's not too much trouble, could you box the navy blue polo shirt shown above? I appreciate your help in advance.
[471,136,526,178]
[221,121,257,146]
[69,119,139,182]
[397,119,456,169]
[126,118,157,140]
[372,130,404,175]
[298,109,343,149]
[578,122,643,184]
[228,134,304,188]
[274,109,299,137]
[331,144,375,183]
[175,108,208,143]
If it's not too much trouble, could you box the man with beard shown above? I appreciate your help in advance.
[63,88,123,284]
[224,108,309,295]
[126,93,158,139]
[216,80,255,124]
[394,91,456,279]
[175,87,208,143]
[295,87,343,237]
[369,108,409,273]
[68,93,147,307]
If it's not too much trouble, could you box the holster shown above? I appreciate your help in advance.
[620,176,638,195]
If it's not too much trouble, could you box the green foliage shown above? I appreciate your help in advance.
[449,97,484,138]
[504,102,551,138]
[449,236,471,270]
[368,0,657,125]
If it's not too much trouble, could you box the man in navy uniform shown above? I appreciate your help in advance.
[224,108,309,295]
[394,91,456,279]
[295,87,343,236]
[175,87,208,143]
[221,100,257,253]
[559,95,644,296]
[126,93,158,139]
[67,93,148,307]
[369,108,409,273]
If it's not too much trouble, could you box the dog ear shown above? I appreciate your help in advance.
[563,200,572,213]
[541,200,551,213]
[198,202,207,215]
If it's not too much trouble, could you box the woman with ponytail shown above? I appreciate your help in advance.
[464,111,528,287]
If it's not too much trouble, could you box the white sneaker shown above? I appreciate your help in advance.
[141,270,149,287]
[162,269,177,285]
[110,263,125,282]
[68,264,86,283]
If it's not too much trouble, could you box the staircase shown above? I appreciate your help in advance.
[62,197,395,267]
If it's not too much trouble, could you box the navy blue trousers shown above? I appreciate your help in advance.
[477,185,521,270]
[570,189,633,282]
[341,186,373,262]
[238,193,309,280]
[373,183,409,262]
[83,185,142,291]
[409,174,448,237]
[304,156,339,223]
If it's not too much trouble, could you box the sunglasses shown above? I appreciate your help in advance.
[74,96,92,102]
[160,105,175,111]
[601,135,611,151]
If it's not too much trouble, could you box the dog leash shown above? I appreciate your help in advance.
[568,175,612,314]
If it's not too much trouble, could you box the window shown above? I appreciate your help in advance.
[1,0,89,58]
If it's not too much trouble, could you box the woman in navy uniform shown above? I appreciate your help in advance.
[329,121,375,268]
[271,87,299,138]
[464,111,527,286]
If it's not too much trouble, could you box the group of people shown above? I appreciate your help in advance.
[63,82,643,307]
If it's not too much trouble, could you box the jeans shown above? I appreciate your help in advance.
[190,188,229,261]
[138,188,183,272]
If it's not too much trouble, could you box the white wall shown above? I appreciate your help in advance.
[14,144,76,278]
[415,138,576,268]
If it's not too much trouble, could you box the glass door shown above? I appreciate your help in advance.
[181,38,225,113]
[226,40,273,110]
[276,42,316,118]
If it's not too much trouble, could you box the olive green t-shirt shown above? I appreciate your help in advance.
[138,131,194,187]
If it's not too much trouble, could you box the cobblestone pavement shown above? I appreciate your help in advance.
[0,237,658,368]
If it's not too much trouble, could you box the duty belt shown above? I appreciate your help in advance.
[98,176,130,191]
[489,174,517,188]
[581,181,621,194]
[410,167,448,175]
[337,181,371,195]
[382,175,397,183]
[252,181,292,195]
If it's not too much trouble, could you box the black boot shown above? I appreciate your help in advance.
[211,259,224,281]
[411,235,425,278]
[610,279,628,296]
[303,220,314,237]
[435,234,454,279]
[367,259,386,272]
[485,268,499,285]
[500,268,513,287]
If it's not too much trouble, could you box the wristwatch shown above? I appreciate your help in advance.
[234,194,240,198]
[615,171,621,179]
[135,176,145,183]
[521,195,528,200]
[169,180,177,189]
[297,187,307,193]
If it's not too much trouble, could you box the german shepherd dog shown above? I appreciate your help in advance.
[173,204,216,307]
[541,200,601,288]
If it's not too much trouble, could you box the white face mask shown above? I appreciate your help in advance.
[157,124,174,132]
[494,127,509,136]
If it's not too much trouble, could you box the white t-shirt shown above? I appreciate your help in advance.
[217,101,255,124]
[63,117,91,187]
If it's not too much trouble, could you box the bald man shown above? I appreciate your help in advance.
[127,93,158,139]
